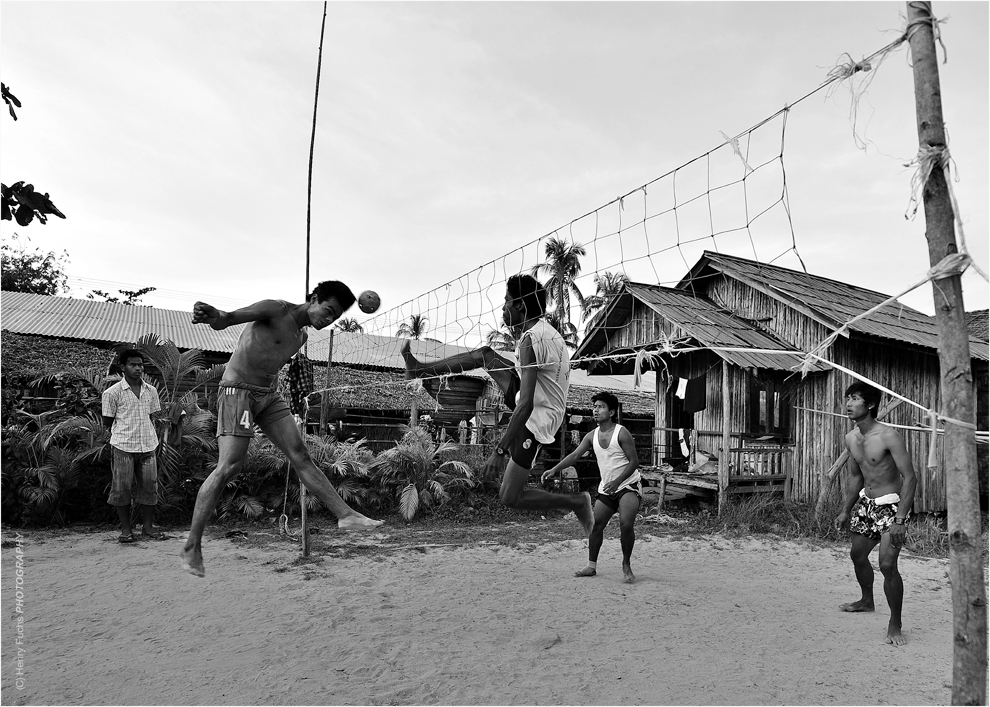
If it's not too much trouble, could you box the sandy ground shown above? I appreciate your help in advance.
[0,521,957,706]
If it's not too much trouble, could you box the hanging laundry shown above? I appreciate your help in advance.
[683,375,707,413]
[675,376,688,399]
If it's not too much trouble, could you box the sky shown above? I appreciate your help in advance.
[1,1,987,347]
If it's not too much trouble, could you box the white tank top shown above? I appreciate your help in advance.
[593,423,641,495]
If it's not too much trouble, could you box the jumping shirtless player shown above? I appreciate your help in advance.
[401,273,594,536]
[833,381,917,645]
[180,281,381,577]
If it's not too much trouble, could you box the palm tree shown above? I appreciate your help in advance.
[582,270,629,324]
[545,311,579,350]
[484,325,516,352]
[530,235,586,330]
[396,314,429,340]
[335,317,363,333]
[130,334,224,500]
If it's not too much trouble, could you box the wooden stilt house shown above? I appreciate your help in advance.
[574,251,989,513]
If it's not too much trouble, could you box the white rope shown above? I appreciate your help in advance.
[904,144,986,282]
[800,352,976,432]
[793,405,988,440]
[798,252,980,377]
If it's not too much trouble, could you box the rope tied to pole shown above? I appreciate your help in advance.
[904,143,949,220]
[904,2,948,63]
[905,143,988,282]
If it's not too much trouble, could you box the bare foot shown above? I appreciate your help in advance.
[622,562,636,584]
[338,514,383,531]
[839,598,875,612]
[180,547,205,577]
[574,566,597,577]
[575,492,594,536]
[400,340,420,379]
[885,622,906,646]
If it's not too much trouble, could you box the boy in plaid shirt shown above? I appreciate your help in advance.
[101,348,162,543]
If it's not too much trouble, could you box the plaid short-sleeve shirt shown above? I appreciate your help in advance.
[102,379,162,453]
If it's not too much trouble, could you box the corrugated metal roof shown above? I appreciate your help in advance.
[0,292,657,403]
[690,252,989,361]
[0,291,487,368]
[1,290,244,353]
[629,283,826,372]
[574,282,827,373]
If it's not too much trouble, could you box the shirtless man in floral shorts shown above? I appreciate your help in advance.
[833,381,917,645]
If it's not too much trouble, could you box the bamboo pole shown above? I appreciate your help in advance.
[298,2,326,562]
[296,416,310,558]
[319,329,333,436]
[718,359,730,514]
[906,3,986,702]
[304,1,327,299]
[654,373,662,467]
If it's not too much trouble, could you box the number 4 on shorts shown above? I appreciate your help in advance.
[240,411,251,429]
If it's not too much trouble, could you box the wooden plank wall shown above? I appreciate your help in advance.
[598,284,982,512]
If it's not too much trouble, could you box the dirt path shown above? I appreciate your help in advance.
[0,525,954,705]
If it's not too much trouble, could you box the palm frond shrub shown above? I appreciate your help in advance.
[1,412,95,525]
[370,425,474,521]
[304,433,376,511]
[217,436,287,522]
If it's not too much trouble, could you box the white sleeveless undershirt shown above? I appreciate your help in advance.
[593,423,641,495]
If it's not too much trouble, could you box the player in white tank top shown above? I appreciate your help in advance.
[542,391,642,583]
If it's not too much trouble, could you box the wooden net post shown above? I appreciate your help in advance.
[906,3,986,701]
[297,416,310,558]
[718,359,731,515]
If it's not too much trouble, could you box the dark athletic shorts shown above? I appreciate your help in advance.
[596,483,643,511]
[505,426,543,470]
[216,382,293,437]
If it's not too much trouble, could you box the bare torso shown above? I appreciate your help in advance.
[223,302,308,388]
[845,423,903,497]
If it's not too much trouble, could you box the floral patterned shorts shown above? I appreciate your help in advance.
[849,491,906,540]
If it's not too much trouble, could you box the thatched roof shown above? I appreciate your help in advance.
[967,310,989,342]
[1,332,113,382]
[2,330,655,416]
[314,365,439,412]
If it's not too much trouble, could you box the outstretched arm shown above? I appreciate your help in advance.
[192,300,288,330]
[541,432,594,483]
